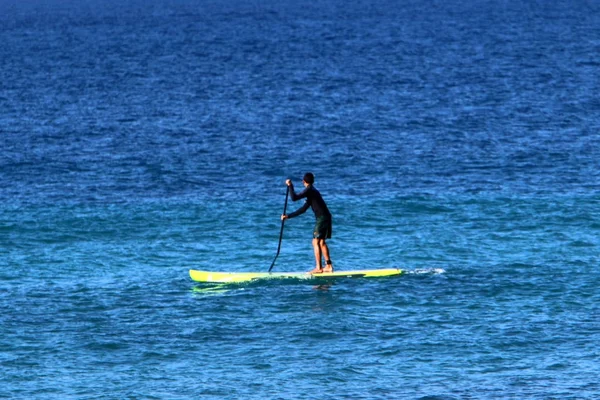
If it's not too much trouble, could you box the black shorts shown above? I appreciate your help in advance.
[313,216,332,239]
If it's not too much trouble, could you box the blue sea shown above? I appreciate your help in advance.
[1,0,600,398]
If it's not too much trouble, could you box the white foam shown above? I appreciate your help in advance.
[406,268,446,275]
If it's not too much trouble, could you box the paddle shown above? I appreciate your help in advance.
[268,185,290,272]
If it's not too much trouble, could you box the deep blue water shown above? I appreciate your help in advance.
[1,0,600,398]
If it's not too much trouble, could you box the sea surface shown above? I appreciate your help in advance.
[1,0,600,398]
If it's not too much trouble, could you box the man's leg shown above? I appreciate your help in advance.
[320,239,333,272]
[309,238,323,273]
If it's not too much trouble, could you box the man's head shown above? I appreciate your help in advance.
[302,172,315,186]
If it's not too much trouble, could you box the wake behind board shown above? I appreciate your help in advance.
[189,268,402,283]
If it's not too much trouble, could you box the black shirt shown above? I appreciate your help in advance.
[287,184,331,219]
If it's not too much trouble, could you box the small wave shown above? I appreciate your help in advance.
[404,268,446,275]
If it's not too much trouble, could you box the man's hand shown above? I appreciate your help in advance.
[281,214,288,221]
[285,179,292,186]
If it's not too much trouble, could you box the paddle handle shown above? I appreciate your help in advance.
[268,185,290,272]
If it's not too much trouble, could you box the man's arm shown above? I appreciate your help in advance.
[287,180,308,202]
[287,201,310,219]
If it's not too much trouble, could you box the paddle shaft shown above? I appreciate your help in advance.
[268,185,290,272]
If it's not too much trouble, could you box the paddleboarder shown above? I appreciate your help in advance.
[281,172,333,274]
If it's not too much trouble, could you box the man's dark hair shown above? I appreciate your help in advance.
[302,172,315,184]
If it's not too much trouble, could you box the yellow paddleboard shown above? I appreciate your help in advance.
[189,268,402,283]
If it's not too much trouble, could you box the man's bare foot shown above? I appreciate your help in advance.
[323,266,333,273]
[309,268,323,274]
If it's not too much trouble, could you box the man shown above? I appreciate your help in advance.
[281,172,333,274]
